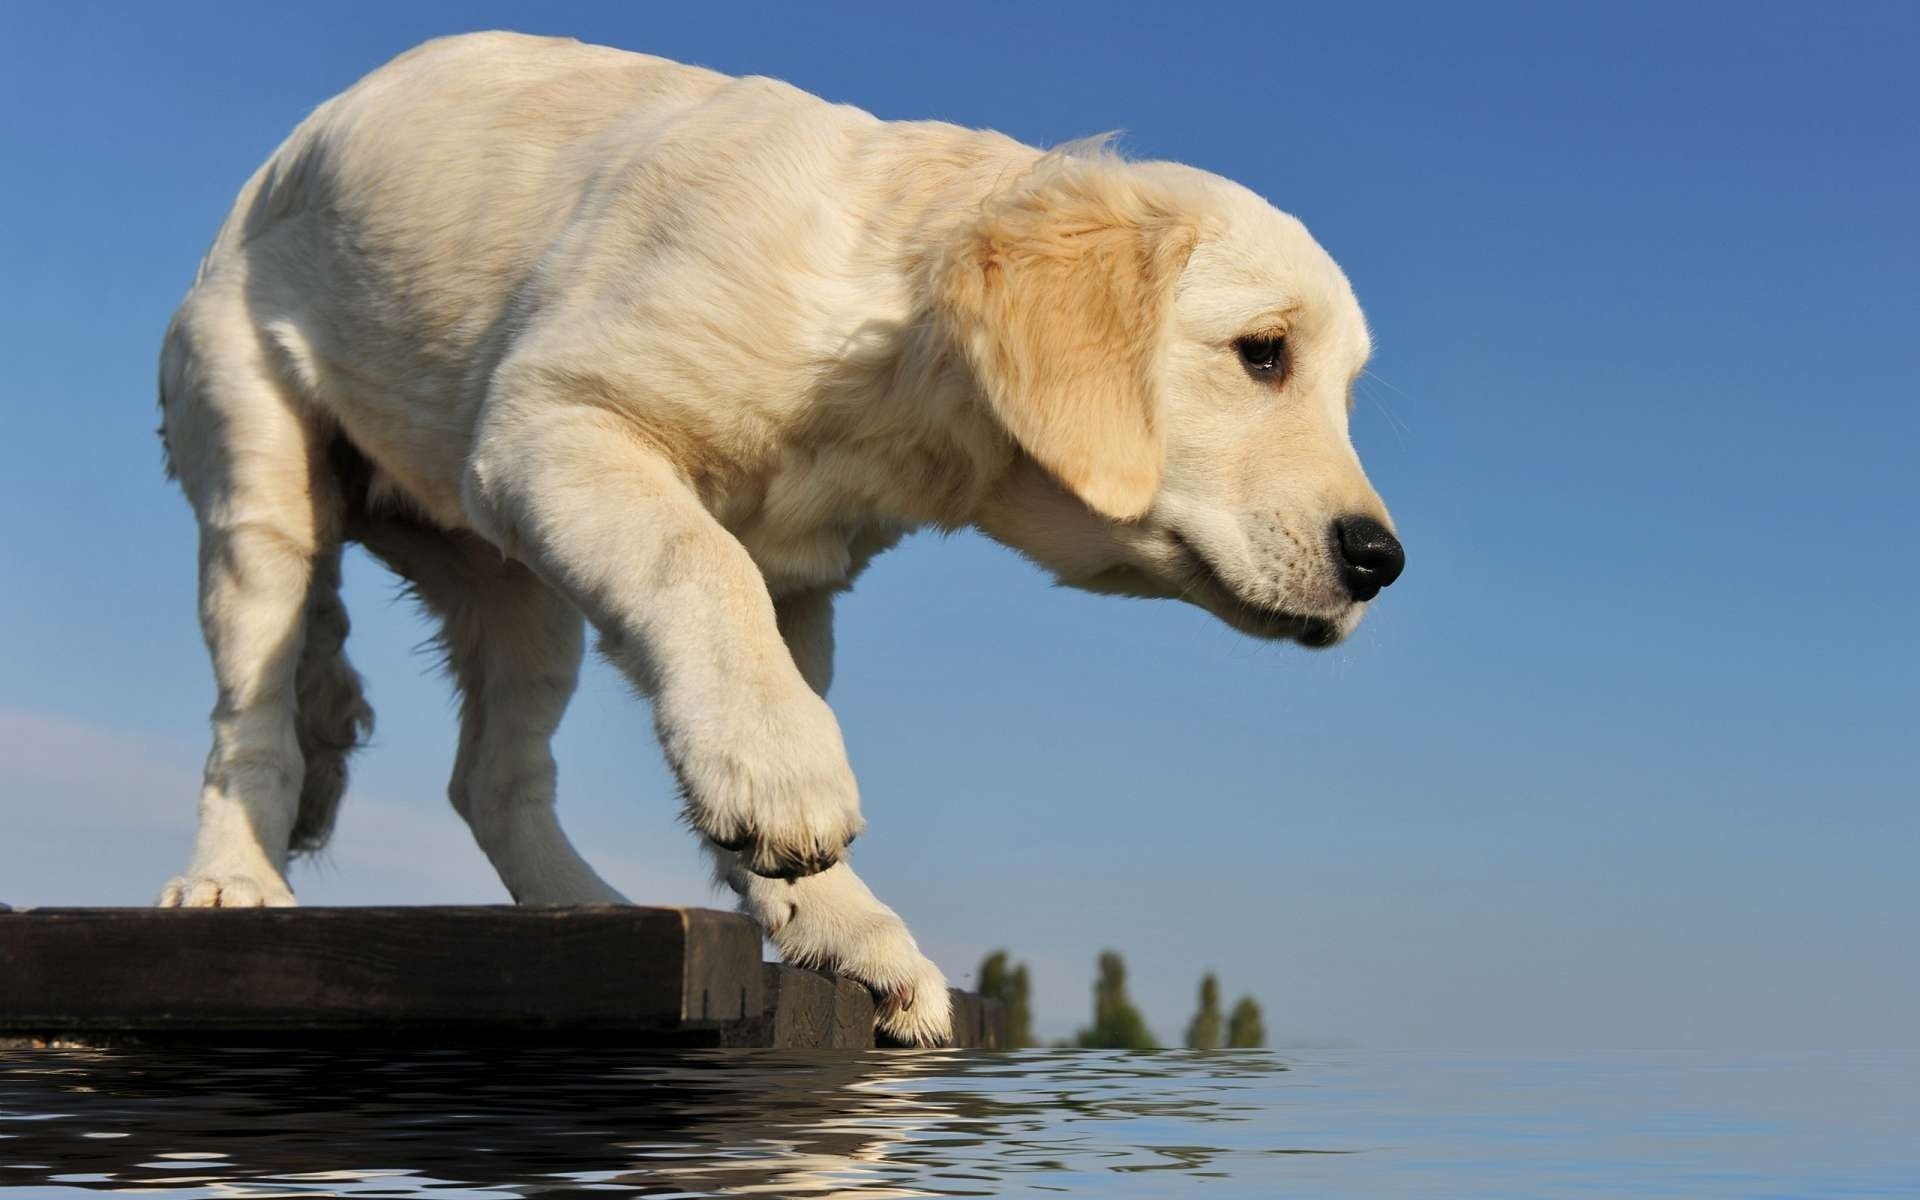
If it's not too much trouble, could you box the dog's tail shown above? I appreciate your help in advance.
[290,545,375,856]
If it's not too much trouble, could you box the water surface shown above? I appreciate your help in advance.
[2,1047,1914,1197]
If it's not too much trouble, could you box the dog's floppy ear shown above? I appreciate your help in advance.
[938,159,1196,522]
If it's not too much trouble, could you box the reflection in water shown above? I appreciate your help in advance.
[2,1048,1916,1197]
[0,1048,1290,1197]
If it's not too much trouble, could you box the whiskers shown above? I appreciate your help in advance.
[1357,368,1415,448]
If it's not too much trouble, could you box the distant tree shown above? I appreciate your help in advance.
[1227,995,1266,1048]
[1185,972,1224,1049]
[977,950,1034,1049]
[1010,963,1033,1046]
[1075,950,1156,1050]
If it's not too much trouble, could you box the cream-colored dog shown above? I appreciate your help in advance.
[156,32,1404,1045]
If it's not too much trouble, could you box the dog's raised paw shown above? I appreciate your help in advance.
[669,686,865,879]
[687,784,863,879]
[156,874,296,908]
[708,827,851,880]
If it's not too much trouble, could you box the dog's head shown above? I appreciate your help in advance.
[945,151,1402,647]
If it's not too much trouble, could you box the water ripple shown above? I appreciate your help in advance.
[0,1048,1915,1197]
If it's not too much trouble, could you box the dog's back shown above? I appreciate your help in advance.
[168,34,755,522]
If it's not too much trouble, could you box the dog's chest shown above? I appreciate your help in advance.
[738,522,861,595]
[712,398,996,596]
[723,460,909,596]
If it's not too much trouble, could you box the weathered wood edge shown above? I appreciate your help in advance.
[0,906,755,1033]
[722,964,878,1048]
[0,906,1004,1050]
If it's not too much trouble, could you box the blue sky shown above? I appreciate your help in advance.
[2,1,1915,1049]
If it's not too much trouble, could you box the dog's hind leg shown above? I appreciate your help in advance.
[358,519,627,905]
[707,589,954,1046]
[158,305,345,907]
[287,545,374,858]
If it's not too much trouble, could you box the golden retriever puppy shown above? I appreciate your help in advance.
[156,32,1404,1045]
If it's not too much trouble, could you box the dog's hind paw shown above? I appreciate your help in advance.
[734,860,953,1047]
[873,960,955,1048]
[157,873,296,908]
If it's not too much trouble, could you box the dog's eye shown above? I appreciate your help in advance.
[1236,334,1288,379]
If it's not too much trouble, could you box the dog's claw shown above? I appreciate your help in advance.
[741,840,842,880]
[695,815,855,880]
[874,979,950,1047]
[702,829,842,879]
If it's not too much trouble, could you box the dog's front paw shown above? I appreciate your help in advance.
[740,864,953,1047]
[668,688,864,879]
[157,873,296,908]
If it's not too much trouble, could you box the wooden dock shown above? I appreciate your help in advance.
[0,906,1004,1049]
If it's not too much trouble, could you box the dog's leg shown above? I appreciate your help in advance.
[287,545,374,859]
[709,588,954,1046]
[359,520,626,905]
[159,320,337,908]
[463,403,863,880]
[446,572,629,906]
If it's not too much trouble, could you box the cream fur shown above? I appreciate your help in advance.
[155,32,1397,1047]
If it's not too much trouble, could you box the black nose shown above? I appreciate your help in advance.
[1332,515,1405,602]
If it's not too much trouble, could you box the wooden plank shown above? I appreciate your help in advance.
[0,906,762,1038]
[0,906,1006,1048]
[725,964,877,1048]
